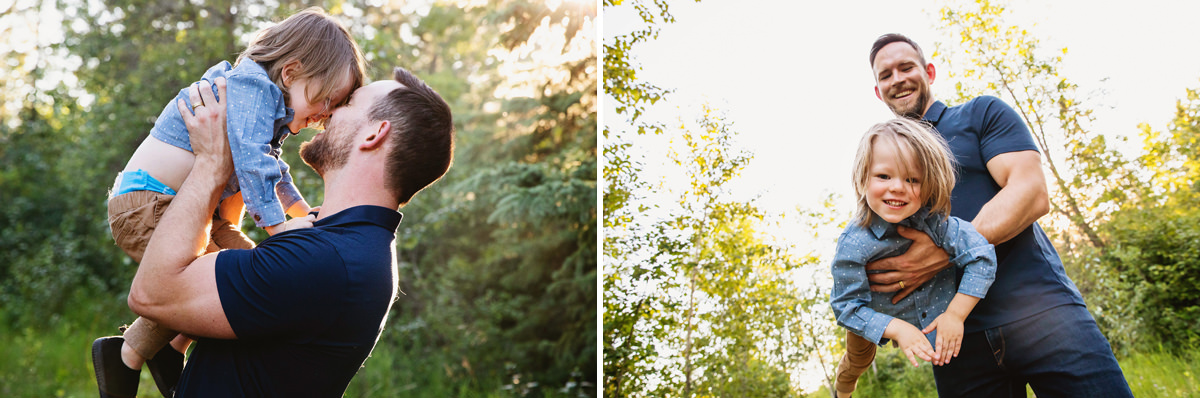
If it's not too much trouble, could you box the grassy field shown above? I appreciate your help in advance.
[805,345,1200,397]
[0,292,531,398]
[4,298,1195,397]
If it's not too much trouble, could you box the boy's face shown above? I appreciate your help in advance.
[865,140,923,223]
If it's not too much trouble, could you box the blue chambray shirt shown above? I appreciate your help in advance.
[149,60,302,228]
[830,208,996,346]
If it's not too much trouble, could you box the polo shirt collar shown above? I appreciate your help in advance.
[314,205,403,232]
[923,101,948,125]
[867,207,930,239]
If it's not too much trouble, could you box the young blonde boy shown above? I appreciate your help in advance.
[829,118,997,397]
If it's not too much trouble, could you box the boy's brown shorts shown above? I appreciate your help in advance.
[107,190,254,263]
[107,190,255,358]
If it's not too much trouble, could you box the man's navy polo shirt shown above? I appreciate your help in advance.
[176,205,402,397]
[923,96,1086,332]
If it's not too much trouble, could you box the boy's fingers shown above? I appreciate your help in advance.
[904,350,919,367]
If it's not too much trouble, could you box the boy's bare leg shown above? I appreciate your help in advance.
[170,334,193,354]
[834,331,877,398]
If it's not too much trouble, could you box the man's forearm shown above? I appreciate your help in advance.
[974,151,1050,245]
[971,176,1048,245]
[130,156,229,306]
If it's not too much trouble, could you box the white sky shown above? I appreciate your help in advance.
[604,0,1200,219]
[601,0,1200,392]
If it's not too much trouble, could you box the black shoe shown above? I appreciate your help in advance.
[91,336,139,398]
[147,346,184,398]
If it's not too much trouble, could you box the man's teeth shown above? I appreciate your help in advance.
[894,90,913,98]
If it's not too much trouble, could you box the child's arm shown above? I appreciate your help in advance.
[919,215,996,365]
[223,68,293,230]
[263,214,315,236]
[831,233,907,347]
[882,318,936,367]
[285,199,311,219]
[921,293,980,365]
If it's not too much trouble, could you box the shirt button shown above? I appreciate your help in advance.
[921,312,927,319]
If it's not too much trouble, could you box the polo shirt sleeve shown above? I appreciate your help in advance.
[214,231,347,340]
[975,96,1039,163]
[225,69,289,228]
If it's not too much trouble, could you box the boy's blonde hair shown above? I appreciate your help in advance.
[237,7,367,109]
[851,118,957,226]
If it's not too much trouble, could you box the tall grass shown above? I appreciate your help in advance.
[0,289,580,398]
[806,345,1200,397]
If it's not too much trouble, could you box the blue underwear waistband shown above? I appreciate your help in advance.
[113,169,178,197]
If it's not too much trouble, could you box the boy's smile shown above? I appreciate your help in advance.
[865,139,923,223]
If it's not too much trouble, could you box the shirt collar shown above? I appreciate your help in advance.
[314,205,403,232]
[923,101,948,125]
[867,207,931,239]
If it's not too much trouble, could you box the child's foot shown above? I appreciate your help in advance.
[147,346,185,398]
[91,336,139,398]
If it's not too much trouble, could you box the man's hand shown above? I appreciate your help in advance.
[865,225,951,303]
[130,76,237,339]
[176,77,232,178]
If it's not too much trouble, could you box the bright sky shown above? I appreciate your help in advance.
[602,0,1200,392]
[604,0,1200,221]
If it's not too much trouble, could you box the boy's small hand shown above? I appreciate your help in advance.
[923,313,965,366]
[889,321,935,367]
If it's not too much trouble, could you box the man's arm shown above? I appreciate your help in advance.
[128,78,237,339]
[972,150,1048,243]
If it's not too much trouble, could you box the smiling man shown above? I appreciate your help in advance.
[92,67,453,398]
[851,33,1133,397]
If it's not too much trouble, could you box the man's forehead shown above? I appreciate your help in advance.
[874,42,921,68]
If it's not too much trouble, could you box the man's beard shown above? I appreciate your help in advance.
[300,119,358,177]
[887,83,930,120]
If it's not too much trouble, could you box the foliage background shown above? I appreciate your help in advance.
[0,0,596,397]
[603,0,1200,396]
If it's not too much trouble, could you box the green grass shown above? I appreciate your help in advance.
[805,346,1200,397]
[0,291,579,398]
[0,290,161,398]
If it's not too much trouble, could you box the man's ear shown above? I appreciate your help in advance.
[925,63,937,85]
[360,120,391,151]
[874,86,883,101]
[281,60,303,88]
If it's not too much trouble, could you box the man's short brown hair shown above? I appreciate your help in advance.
[369,67,455,206]
[869,33,927,69]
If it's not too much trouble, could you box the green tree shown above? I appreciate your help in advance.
[603,1,697,396]
[1098,87,1200,352]
[936,0,1136,251]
